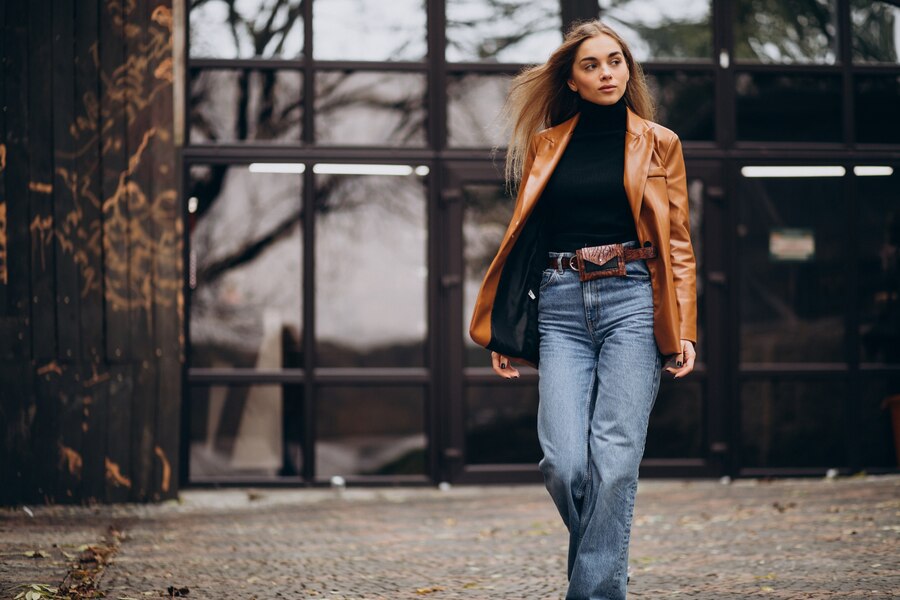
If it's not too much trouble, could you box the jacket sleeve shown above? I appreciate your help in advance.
[662,133,698,345]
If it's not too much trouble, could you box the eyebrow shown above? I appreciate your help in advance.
[579,51,623,62]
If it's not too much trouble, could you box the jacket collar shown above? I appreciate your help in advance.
[523,107,655,226]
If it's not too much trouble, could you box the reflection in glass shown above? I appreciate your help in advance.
[465,385,540,464]
[735,73,841,142]
[190,69,302,144]
[315,173,427,367]
[851,0,900,64]
[855,75,900,144]
[189,384,303,477]
[446,0,562,63]
[447,74,511,148]
[189,0,303,59]
[645,71,714,140]
[598,0,712,61]
[463,184,514,367]
[858,169,900,363]
[741,380,845,467]
[315,72,427,147]
[860,378,900,467]
[645,380,703,458]
[738,175,845,362]
[313,0,426,61]
[188,165,303,370]
[734,0,838,64]
[316,387,426,477]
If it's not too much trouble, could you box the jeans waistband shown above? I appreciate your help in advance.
[548,240,640,259]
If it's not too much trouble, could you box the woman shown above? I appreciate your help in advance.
[468,20,697,600]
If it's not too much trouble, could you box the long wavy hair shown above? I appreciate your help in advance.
[498,20,655,191]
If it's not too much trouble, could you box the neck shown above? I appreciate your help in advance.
[576,95,627,134]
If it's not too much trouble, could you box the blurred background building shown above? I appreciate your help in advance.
[1,0,899,503]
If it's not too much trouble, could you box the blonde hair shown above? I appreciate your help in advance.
[499,20,656,191]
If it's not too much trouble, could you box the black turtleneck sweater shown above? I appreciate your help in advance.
[537,96,637,251]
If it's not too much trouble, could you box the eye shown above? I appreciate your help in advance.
[585,63,596,70]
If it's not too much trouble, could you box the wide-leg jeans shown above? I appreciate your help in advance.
[537,242,663,600]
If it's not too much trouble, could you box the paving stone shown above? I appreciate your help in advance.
[1,476,898,599]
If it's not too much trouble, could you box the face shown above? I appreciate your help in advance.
[567,33,630,106]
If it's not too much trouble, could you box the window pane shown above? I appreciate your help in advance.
[851,0,900,64]
[646,71,715,141]
[313,0,426,61]
[190,69,302,144]
[738,173,846,363]
[860,377,900,468]
[446,0,562,63]
[465,385,541,464]
[188,165,303,370]
[645,380,704,458]
[447,74,511,148]
[598,0,712,62]
[189,0,303,59]
[855,75,900,144]
[858,167,900,364]
[189,384,304,478]
[316,387,426,477]
[315,72,426,147]
[315,173,427,367]
[463,183,514,367]
[740,380,846,468]
[735,73,841,142]
[734,0,838,64]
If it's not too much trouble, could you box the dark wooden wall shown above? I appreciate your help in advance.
[0,0,181,504]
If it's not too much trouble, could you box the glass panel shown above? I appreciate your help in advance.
[741,379,846,468]
[446,0,562,63]
[738,173,845,363]
[734,0,838,64]
[315,172,427,367]
[855,75,900,144]
[735,73,841,142]
[312,0,426,61]
[858,167,900,363]
[851,0,900,64]
[190,69,303,144]
[644,380,704,458]
[316,387,426,477]
[315,71,427,147]
[189,384,303,477]
[188,165,303,369]
[465,384,541,464]
[447,74,511,148]
[189,0,303,59]
[860,377,900,468]
[645,71,715,141]
[598,0,712,62]
[463,183,514,367]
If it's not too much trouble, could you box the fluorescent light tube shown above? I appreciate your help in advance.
[312,163,415,176]
[853,166,894,176]
[249,163,306,174]
[741,166,846,178]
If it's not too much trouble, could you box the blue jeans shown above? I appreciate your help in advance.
[537,241,663,600]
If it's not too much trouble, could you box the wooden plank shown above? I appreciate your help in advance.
[99,0,131,363]
[0,0,7,315]
[79,358,111,504]
[130,358,158,502]
[28,0,59,361]
[56,363,86,502]
[33,359,63,503]
[105,363,133,502]
[147,0,181,500]
[73,0,105,364]
[1,0,32,360]
[53,0,82,363]
[0,362,33,505]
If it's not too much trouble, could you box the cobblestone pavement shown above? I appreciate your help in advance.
[1,475,898,599]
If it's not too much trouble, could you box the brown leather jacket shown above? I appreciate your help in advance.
[469,107,697,365]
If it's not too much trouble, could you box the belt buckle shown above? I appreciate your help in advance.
[574,244,626,282]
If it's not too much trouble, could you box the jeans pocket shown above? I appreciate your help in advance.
[625,259,650,280]
[539,267,558,290]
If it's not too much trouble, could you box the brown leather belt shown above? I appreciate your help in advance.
[548,243,657,281]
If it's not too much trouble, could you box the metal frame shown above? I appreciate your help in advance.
[179,0,900,489]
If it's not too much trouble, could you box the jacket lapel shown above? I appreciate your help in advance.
[623,107,653,226]
[519,114,578,219]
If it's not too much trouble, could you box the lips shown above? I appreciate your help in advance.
[599,85,617,91]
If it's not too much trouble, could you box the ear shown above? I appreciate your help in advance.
[567,78,577,92]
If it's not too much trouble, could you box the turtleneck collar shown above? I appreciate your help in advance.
[574,95,627,135]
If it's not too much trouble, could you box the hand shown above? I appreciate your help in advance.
[665,340,696,379]
[491,351,520,379]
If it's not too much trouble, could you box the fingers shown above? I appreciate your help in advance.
[665,341,697,379]
[491,351,520,379]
